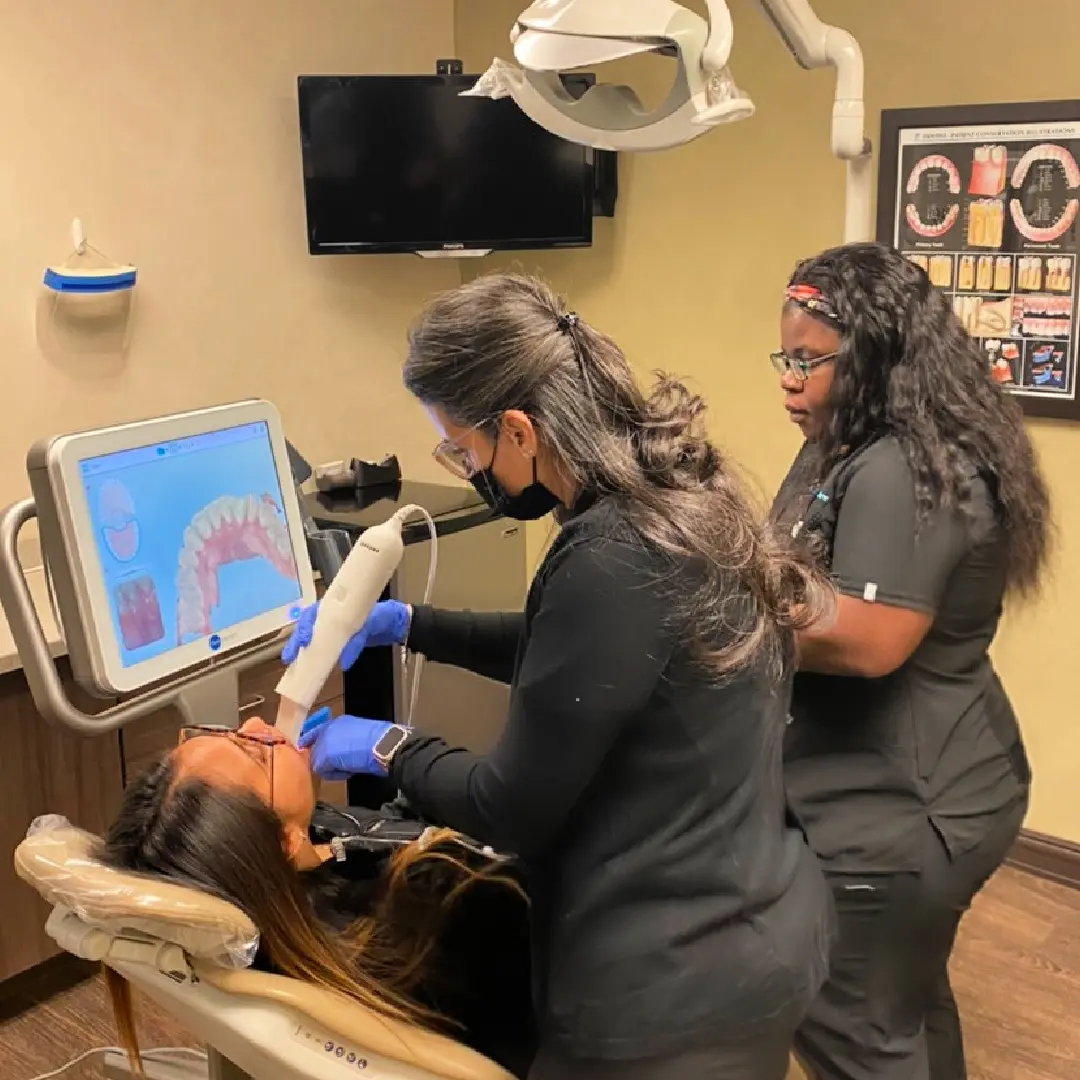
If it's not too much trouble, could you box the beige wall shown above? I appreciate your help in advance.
[456,0,1080,841]
[0,0,458,510]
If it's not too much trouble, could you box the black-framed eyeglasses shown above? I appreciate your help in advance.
[769,351,838,383]
[178,725,279,805]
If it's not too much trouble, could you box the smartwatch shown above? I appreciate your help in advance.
[372,724,411,772]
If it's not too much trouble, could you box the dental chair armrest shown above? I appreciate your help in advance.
[46,906,192,979]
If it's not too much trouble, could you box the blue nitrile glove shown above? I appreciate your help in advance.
[281,600,410,671]
[298,713,395,781]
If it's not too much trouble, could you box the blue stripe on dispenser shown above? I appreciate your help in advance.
[43,268,138,294]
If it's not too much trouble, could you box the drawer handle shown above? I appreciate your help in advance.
[502,525,520,538]
[239,693,266,714]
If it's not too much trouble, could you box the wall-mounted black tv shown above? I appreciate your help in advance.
[297,73,599,256]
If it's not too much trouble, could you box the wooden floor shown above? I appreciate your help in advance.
[1,866,1078,1080]
[950,868,1080,1080]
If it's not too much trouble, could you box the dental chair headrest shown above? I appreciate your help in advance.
[14,816,259,968]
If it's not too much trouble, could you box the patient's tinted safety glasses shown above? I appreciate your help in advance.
[178,725,280,804]
[769,350,838,382]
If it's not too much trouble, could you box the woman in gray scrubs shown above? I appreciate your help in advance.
[770,242,1052,1080]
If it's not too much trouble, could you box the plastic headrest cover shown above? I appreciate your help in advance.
[14,817,259,969]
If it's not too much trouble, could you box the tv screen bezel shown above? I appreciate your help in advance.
[297,73,597,257]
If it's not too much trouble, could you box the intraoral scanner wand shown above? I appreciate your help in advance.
[275,505,435,745]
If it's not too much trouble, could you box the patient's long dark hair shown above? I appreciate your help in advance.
[100,758,520,1073]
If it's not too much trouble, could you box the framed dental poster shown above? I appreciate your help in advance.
[878,100,1080,421]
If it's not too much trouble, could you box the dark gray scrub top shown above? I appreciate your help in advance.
[773,437,1030,874]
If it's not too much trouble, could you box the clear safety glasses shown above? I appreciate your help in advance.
[432,438,479,480]
[178,725,279,806]
[431,419,498,481]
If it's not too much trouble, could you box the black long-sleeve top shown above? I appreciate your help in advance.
[391,494,832,1060]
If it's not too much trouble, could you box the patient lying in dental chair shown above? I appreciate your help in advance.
[99,718,537,1077]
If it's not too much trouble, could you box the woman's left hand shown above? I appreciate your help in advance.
[298,712,394,780]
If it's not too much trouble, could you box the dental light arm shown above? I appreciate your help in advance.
[468,0,871,240]
[755,0,871,241]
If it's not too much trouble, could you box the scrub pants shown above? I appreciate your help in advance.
[793,797,1028,1080]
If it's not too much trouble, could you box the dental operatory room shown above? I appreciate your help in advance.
[4,2,1080,1079]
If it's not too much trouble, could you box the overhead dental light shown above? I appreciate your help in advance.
[463,0,873,241]
[463,0,755,153]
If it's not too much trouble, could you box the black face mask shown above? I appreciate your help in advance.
[469,442,560,521]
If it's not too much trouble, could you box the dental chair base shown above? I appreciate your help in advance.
[103,1049,209,1080]
[103,953,465,1080]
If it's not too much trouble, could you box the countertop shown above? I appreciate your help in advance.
[0,481,493,679]
[308,480,493,541]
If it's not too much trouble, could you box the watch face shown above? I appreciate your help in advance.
[374,726,408,761]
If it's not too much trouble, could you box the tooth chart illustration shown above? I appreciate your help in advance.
[175,492,297,642]
[98,479,140,562]
[890,118,1080,406]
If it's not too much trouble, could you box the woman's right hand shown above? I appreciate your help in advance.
[281,599,411,671]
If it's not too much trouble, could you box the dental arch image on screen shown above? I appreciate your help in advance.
[80,422,302,669]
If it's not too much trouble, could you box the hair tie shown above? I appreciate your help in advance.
[556,311,579,333]
[785,284,841,325]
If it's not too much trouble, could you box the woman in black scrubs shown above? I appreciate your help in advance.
[771,242,1052,1080]
[291,272,834,1079]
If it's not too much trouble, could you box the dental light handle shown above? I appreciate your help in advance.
[275,506,419,745]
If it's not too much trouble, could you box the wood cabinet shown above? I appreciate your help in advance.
[0,663,124,981]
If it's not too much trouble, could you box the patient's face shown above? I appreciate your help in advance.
[172,718,316,835]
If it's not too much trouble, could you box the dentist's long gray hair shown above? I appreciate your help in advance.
[403,272,830,680]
